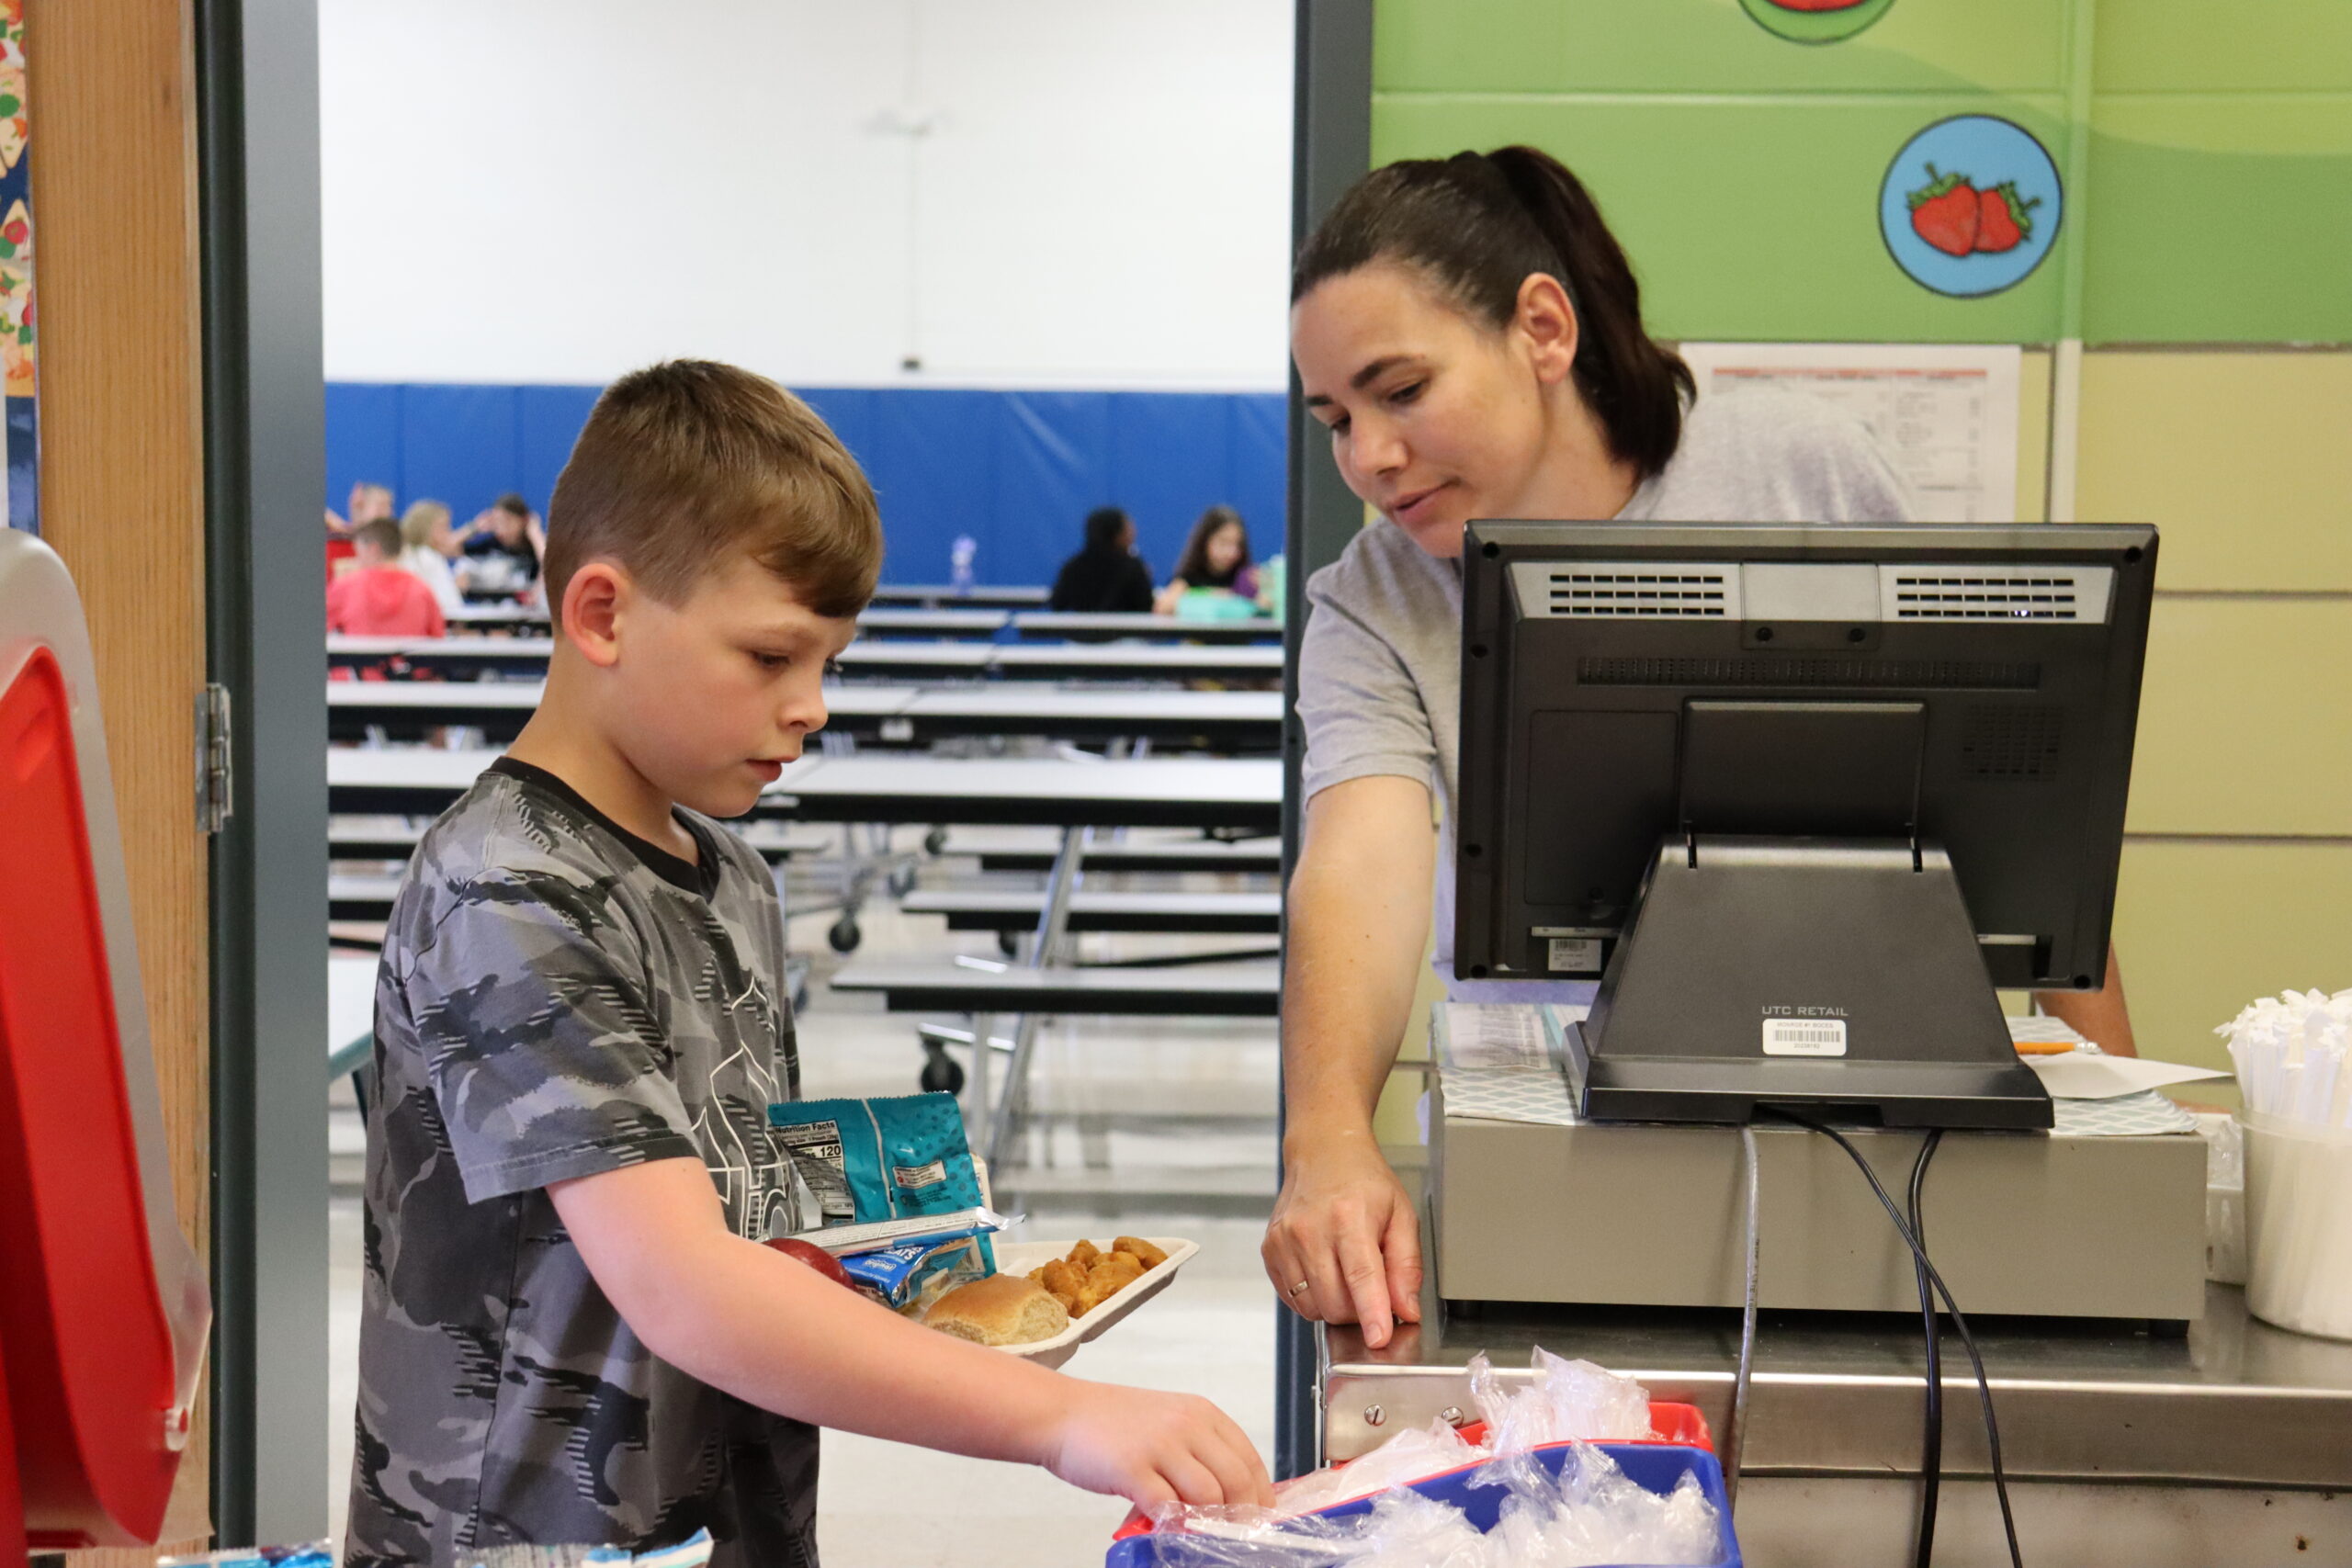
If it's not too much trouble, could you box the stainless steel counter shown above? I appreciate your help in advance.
[1315,1161,2352,1563]
[1329,1155,2352,1482]
[1323,1280,2352,1488]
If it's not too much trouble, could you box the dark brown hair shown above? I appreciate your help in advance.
[353,519,402,558]
[1293,146,1693,479]
[547,360,882,622]
[1171,504,1251,587]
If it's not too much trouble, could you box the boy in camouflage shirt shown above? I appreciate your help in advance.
[345,363,1268,1566]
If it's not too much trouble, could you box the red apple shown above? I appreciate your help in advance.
[765,1235,855,1290]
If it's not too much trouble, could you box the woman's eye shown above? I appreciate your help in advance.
[1388,380,1425,407]
[1326,413,1351,437]
[752,651,788,671]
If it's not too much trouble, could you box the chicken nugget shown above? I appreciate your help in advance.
[1113,1236,1170,1270]
[1049,1288,1081,1317]
[1038,1258,1086,1299]
[1074,1275,1129,1316]
[1066,1238,1102,1269]
[1102,1250,1142,1273]
[1085,1256,1145,1297]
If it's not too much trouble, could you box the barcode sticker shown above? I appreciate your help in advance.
[1546,937,1603,975]
[1761,1018,1849,1057]
[892,1159,948,1190]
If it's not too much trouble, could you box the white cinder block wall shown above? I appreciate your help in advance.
[318,0,1295,390]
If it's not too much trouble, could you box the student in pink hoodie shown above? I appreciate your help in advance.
[328,519,448,637]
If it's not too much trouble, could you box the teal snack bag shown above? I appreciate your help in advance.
[770,1092,985,1225]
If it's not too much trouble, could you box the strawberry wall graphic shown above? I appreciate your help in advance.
[1879,116,2063,299]
[1740,0,1895,44]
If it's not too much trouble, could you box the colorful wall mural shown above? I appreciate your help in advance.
[1367,0,2352,1069]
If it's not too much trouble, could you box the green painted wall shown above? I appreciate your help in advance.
[1372,0,2352,344]
[1364,0,2352,1063]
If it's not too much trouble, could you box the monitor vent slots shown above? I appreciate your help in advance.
[1891,570,2090,621]
[1577,657,2041,690]
[1548,568,1732,618]
[1961,705,2065,780]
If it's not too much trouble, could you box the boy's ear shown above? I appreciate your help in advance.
[560,562,629,668]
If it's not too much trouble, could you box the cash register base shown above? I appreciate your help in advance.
[1430,1078,2209,1323]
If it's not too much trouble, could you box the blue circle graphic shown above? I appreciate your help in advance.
[1879,116,2063,298]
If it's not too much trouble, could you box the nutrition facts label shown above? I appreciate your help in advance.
[1679,342,2024,525]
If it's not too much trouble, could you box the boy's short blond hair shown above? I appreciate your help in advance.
[547,360,883,622]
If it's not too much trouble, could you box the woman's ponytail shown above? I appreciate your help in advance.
[1294,145,1694,479]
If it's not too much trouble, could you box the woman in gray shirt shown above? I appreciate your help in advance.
[1266,146,2137,1349]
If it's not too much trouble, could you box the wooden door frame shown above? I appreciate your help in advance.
[197,0,329,1543]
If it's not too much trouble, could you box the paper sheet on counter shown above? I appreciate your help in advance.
[2027,1050,2232,1100]
[1435,1005,2200,1136]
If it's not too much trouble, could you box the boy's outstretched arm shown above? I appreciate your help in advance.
[550,1158,1272,1509]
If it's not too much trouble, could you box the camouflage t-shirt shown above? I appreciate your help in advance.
[345,759,820,1568]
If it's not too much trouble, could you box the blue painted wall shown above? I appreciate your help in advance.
[327,383,1288,588]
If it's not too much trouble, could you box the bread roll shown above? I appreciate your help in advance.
[925,1273,1071,1347]
[1114,1236,1170,1269]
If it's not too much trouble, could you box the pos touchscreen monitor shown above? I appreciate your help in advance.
[1454,522,2156,1130]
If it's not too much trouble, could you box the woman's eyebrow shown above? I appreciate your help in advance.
[1306,353,1421,410]
[1350,354,1419,390]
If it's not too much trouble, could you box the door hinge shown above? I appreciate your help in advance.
[196,682,233,834]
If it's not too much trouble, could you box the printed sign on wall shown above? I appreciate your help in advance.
[1880,116,2064,299]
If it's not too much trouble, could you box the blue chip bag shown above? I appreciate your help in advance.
[769,1091,985,1226]
[838,1234,989,1314]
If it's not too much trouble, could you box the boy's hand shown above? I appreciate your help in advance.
[1041,1381,1272,1509]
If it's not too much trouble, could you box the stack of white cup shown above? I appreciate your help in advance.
[2218,988,2352,1338]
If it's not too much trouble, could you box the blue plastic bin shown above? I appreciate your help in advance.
[1104,1441,1738,1567]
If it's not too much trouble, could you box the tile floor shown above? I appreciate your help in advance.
[326,828,1285,1565]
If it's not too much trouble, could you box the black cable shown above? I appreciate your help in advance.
[1766,1109,2023,1568]
[1907,1128,1946,1568]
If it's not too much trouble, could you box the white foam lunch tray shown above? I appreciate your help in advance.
[976,1236,1201,1371]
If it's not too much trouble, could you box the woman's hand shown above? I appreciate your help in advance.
[1041,1380,1272,1508]
[1261,1124,1422,1349]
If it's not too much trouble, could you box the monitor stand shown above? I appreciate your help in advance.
[1566,835,2052,1130]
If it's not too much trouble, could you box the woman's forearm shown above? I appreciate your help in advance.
[1280,778,1437,1150]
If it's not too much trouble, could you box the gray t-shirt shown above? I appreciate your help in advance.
[345,759,820,1568]
[1296,388,1915,1001]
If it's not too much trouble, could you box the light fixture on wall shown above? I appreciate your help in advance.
[865,105,942,376]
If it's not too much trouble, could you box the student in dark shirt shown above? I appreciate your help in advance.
[345,363,1267,1568]
[1046,505,1153,613]
[456,491,545,595]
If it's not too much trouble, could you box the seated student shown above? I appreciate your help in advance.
[394,500,468,615]
[345,361,1269,1568]
[327,479,394,536]
[1047,504,1154,612]
[325,518,447,637]
[454,491,545,594]
[1153,504,1261,615]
